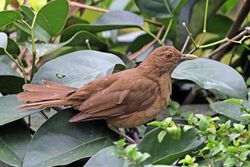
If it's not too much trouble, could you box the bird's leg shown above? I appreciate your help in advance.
[129,127,140,143]
[111,128,137,144]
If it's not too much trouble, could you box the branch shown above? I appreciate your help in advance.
[129,26,164,61]
[211,0,250,60]
[208,27,250,58]
[69,1,163,27]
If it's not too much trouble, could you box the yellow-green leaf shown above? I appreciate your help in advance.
[28,0,47,11]
[0,0,6,11]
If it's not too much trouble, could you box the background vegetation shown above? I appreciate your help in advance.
[0,0,249,166]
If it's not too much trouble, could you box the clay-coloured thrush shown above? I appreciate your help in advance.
[17,46,197,141]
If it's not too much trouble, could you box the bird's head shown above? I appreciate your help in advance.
[139,46,198,75]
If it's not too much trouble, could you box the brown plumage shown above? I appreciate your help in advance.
[17,46,197,128]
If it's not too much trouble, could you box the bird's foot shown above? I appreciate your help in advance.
[111,128,137,144]
[126,128,140,143]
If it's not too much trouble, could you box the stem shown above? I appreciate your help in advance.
[161,18,173,43]
[199,38,227,48]
[69,1,163,27]
[203,0,209,33]
[142,28,164,46]
[5,50,27,83]
[163,0,173,16]
[182,22,197,47]
[30,13,37,80]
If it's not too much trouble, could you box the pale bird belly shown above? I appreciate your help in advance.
[107,97,167,128]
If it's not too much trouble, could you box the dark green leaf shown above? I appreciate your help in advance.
[18,6,51,42]
[61,10,143,41]
[172,58,248,99]
[207,15,233,36]
[0,76,24,94]
[138,128,203,165]
[0,10,23,27]
[210,100,250,122]
[35,0,69,36]
[0,120,31,167]
[85,146,129,167]
[135,0,181,18]
[22,110,116,167]
[0,95,39,126]
[32,50,125,88]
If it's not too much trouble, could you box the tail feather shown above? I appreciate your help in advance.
[17,80,77,110]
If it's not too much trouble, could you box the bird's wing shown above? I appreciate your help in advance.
[69,75,159,122]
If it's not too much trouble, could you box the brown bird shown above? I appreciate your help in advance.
[17,46,197,142]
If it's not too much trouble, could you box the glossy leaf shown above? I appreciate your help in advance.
[28,0,47,11]
[135,0,181,18]
[172,58,247,99]
[210,100,250,122]
[0,10,23,27]
[32,50,125,88]
[138,128,203,165]
[35,0,69,36]
[61,10,143,41]
[22,110,116,167]
[85,146,129,167]
[0,95,39,126]
[0,120,31,167]
[0,32,7,49]
[0,62,19,76]
[18,6,51,42]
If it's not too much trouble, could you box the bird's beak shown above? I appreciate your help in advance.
[181,54,198,60]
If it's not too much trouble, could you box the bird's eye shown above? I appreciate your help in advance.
[165,53,172,59]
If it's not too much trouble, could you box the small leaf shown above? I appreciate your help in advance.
[35,0,69,36]
[225,98,244,105]
[138,128,204,165]
[158,130,167,143]
[28,0,47,11]
[0,10,23,27]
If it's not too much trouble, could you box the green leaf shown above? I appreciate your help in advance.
[17,6,51,42]
[0,76,25,94]
[135,0,181,18]
[26,31,107,58]
[61,10,143,42]
[0,32,7,49]
[172,58,247,99]
[35,0,69,36]
[28,0,47,11]
[158,130,167,143]
[0,0,5,11]
[225,98,244,105]
[32,50,125,88]
[0,62,19,76]
[22,110,116,167]
[138,128,204,165]
[210,100,250,122]
[0,95,39,126]
[0,120,31,167]
[0,10,23,27]
[85,146,129,167]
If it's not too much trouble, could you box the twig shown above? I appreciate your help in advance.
[211,0,250,60]
[161,18,173,43]
[181,36,190,53]
[69,1,163,27]
[208,27,250,58]
[129,26,164,61]
[182,22,197,48]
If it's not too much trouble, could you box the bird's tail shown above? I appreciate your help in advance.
[17,80,77,110]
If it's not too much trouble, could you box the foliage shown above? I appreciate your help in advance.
[0,0,250,166]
